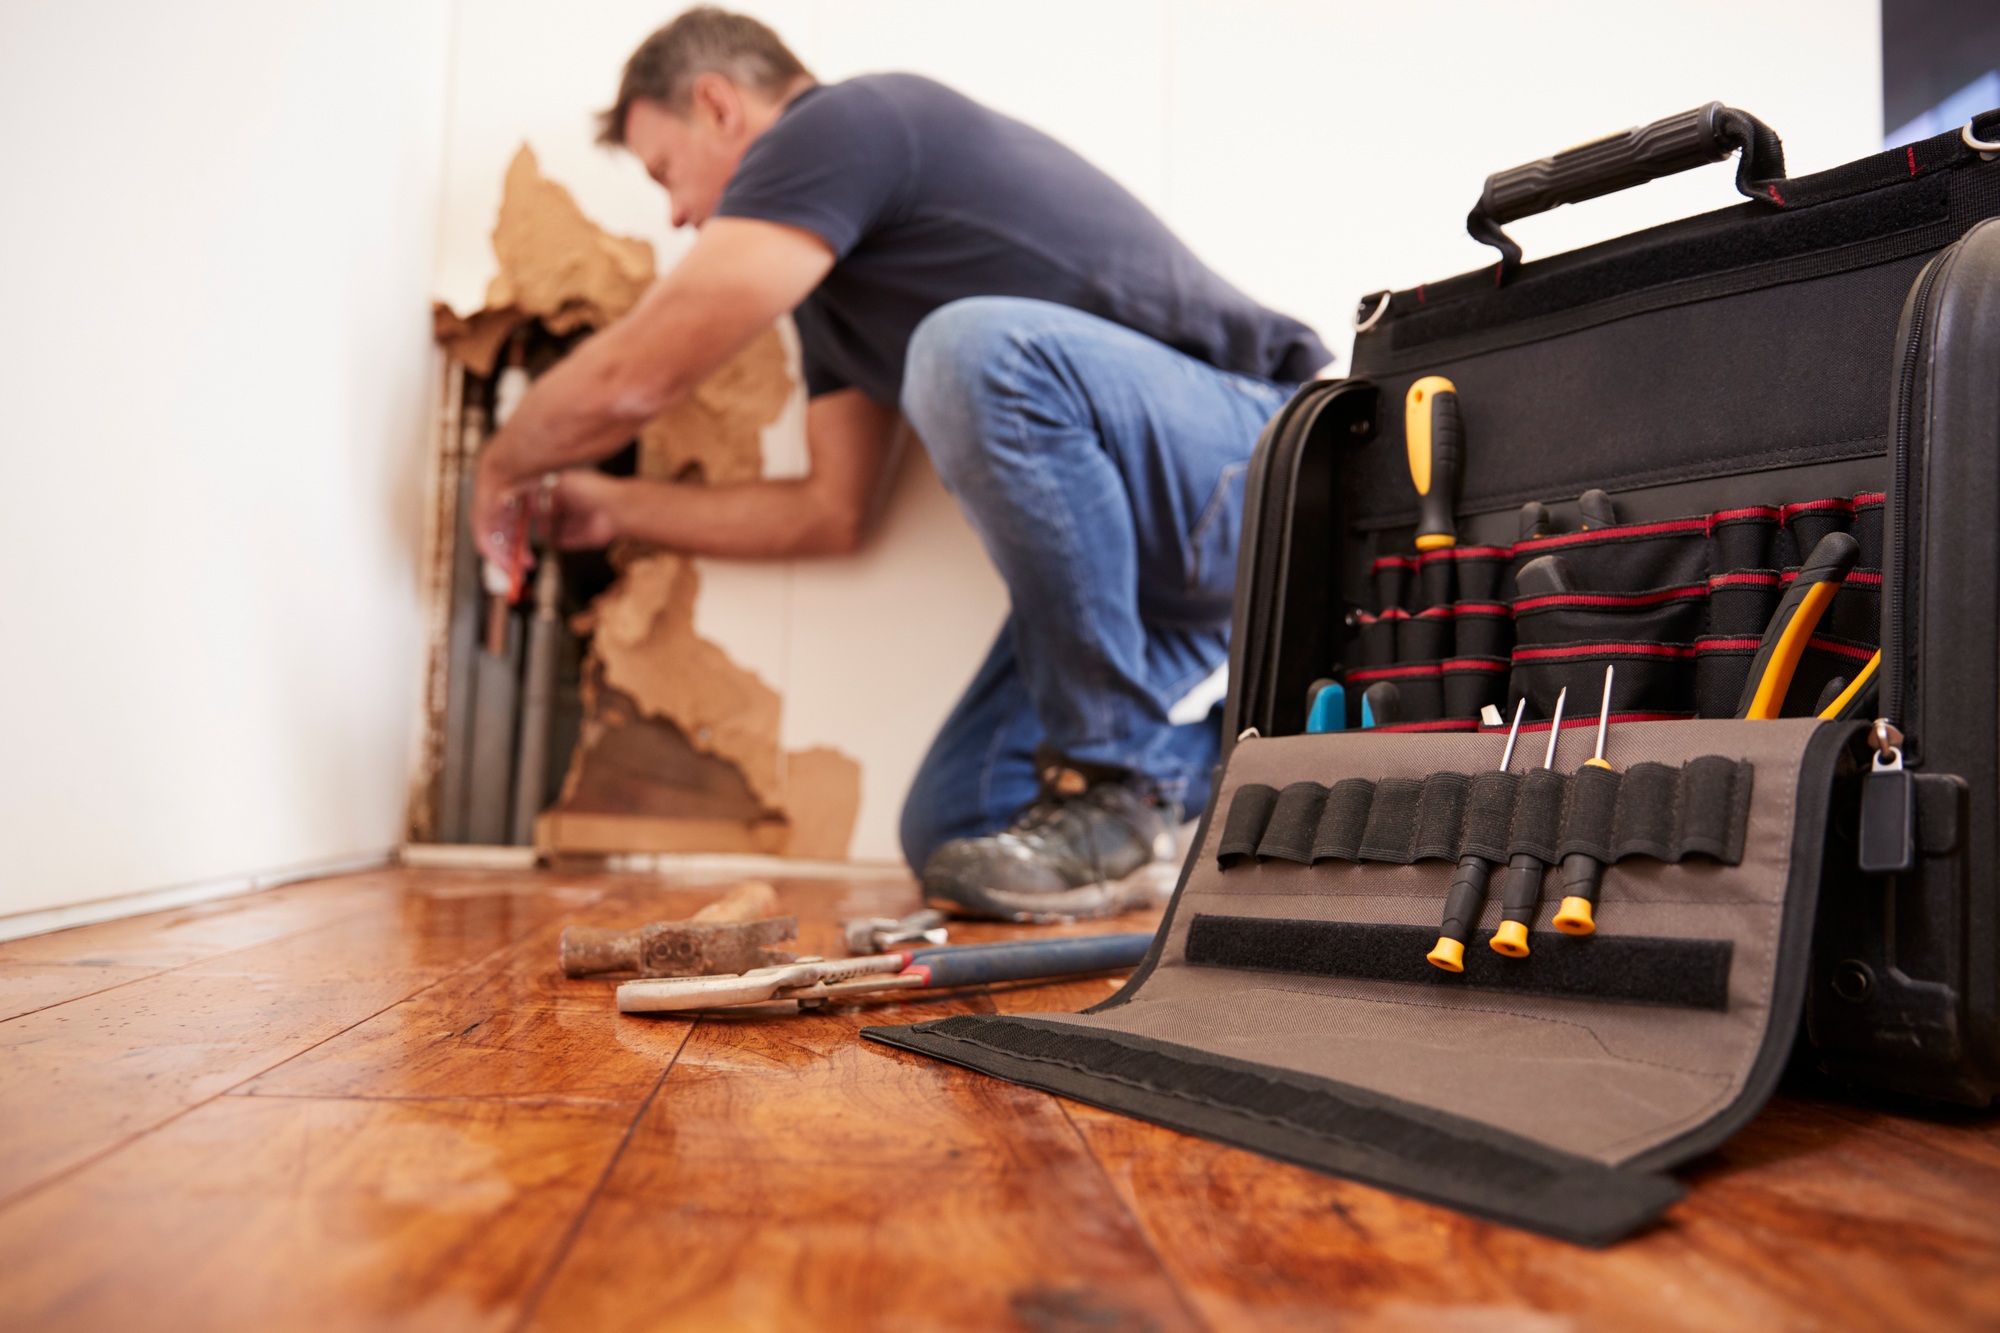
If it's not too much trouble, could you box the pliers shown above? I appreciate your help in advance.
[616,932,1155,1014]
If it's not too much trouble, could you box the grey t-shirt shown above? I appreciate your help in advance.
[715,74,1330,403]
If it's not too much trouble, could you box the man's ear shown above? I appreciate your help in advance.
[690,72,742,134]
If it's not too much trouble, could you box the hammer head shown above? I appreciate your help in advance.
[638,916,798,977]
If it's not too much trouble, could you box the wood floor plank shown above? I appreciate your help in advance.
[0,962,157,1023]
[1058,1088,2000,1332]
[0,876,395,968]
[523,1004,1201,1332]
[0,1092,639,1332]
[234,875,928,1105]
[239,915,688,1104]
[0,890,569,1204]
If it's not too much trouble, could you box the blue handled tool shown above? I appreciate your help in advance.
[615,932,1155,1014]
[1306,678,1347,733]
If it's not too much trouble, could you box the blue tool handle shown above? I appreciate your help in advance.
[905,932,1154,988]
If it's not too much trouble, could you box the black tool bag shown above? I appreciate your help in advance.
[869,104,2000,1244]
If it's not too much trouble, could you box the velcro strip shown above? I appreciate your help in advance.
[1185,913,1733,1011]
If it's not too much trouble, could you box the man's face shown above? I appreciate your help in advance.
[626,89,747,230]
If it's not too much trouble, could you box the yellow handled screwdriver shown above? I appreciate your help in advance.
[1490,686,1567,958]
[1553,665,1615,935]
[1735,531,1860,719]
[1405,376,1463,552]
[1427,698,1526,972]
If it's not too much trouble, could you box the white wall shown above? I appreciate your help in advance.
[0,1,454,915]
[436,0,1879,862]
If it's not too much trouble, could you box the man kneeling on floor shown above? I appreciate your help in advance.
[473,7,1330,921]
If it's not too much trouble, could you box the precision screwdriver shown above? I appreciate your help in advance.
[1427,698,1526,972]
[1553,665,1616,936]
[1405,376,1463,552]
[1491,686,1567,958]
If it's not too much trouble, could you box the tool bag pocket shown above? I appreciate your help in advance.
[868,719,1859,1246]
[1353,495,1885,730]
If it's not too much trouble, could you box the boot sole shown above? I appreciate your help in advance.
[923,857,1181,924]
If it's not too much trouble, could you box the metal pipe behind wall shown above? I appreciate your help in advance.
[435,396,488,843]
[465,615,521,847]
[509,554,563,846]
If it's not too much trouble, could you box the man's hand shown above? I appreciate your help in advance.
[469,216,833,576]
[485,391,901,562]
[546,470,630,550]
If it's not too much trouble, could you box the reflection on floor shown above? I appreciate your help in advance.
[0,866,1996,1330]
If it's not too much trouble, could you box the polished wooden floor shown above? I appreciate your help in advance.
[0,866,1996,1331]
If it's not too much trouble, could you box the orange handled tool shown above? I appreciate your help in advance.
[1735,531,1860,719]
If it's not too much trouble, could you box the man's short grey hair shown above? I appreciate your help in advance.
[597,7,813,146]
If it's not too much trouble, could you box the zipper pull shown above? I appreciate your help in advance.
[1858,718,1915,875]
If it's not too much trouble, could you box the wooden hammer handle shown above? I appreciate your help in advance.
[688,881,779,924]
[561,883,780,978]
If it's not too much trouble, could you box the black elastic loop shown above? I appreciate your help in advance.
[1509,768,1568,862]
[1460,771,1523,862]
[1412,772,1473,862]
[1217,784,1279,868]
[1258,782,1329,864]
[1312,778,1376,862]
[1611,763,1679,862]
[1359,778,1425,864]
[1559,765,1622,863]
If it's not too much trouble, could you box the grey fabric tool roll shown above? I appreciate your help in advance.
[866,718,1858,1246]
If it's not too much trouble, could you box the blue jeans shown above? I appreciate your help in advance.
[896,297,1294,872]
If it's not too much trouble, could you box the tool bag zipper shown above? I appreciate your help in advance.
[1881,248,1949,752]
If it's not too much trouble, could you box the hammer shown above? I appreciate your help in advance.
[560,881,798,978]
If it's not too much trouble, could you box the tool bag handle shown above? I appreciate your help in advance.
[1467,101,1787,273]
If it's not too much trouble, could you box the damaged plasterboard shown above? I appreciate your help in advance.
[639,326,790,485]
[433,145,653,375]
[431,141,861,858]
[578,553,862,857]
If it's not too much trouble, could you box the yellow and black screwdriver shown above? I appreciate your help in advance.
[1427,698,1526,972]
[1406,377,1463,552]
[1736,531,1860,719]
[1490,686,1567,958]
[1553,665,1616,936]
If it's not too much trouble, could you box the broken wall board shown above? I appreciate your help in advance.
[428,142,861,859]
[533,812,786,858]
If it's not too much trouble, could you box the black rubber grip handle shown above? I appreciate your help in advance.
[1734,531,1860,719]
[1415,390,1463,549]
[1497,853,1545,927]
[1467,102,1786,268]
[1438,855,1492,944]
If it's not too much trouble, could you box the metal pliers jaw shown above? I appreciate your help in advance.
[615,954,916,1014]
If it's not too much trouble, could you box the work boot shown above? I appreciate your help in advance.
[920,755,1181,923]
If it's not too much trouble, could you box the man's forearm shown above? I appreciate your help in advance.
[609,475,869,559]
[482,342,673,486]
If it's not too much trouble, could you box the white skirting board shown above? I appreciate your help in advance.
[0,849,396,945]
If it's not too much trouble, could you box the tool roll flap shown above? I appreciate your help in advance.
[870,719,1858,1245]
